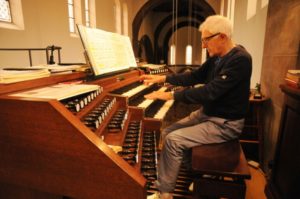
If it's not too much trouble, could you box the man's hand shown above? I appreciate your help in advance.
[144,91,173,100]
[140,74,166,85]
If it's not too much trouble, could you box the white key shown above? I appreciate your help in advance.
[122,84,151,97]
[154,99,174,119]
[138,99,154,108]
[137,87,168,108]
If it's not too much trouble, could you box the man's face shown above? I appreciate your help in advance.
[201,30,222,57]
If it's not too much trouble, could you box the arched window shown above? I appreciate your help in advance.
[227,0,235,27]
[114,0,121,34]
[67,0,95,34]
[201,48,207,64]
[68,0,76,33]
[0,0,24,30]
[185,45,192,65]
[170,44,176,65]
[122,2,128,36]
[88,0,96,28]
[0,0,11,22]
[84,0,90,27]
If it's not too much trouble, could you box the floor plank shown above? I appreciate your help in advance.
[245,167,267,199]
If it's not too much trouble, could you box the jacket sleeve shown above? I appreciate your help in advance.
[173,55,252,104]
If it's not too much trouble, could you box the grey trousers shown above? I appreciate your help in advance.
[155,108,245,193]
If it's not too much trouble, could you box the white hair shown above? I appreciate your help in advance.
[199,15,233,38]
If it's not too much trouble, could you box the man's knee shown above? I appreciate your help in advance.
[161,126,177,141]
[164,133,181,148]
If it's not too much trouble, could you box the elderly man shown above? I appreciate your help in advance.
[142,15,252,199]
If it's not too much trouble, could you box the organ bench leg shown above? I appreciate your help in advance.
[191,139,251,199]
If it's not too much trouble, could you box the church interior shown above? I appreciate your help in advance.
[0,0,299,199]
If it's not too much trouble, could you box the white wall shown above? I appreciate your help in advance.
[0,0,86,67]
[233,0,268,88]
[0,0,135,68]
[95,0,115,32]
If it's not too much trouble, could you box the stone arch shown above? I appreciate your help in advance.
[132,0,216,57]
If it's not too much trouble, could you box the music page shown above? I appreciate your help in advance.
[10,83,100,100]
[78,25,137,76]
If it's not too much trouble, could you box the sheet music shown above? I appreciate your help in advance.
[31,64,84,73]
[0,68,50,84]
[10,83,100,100]
[78,25,137,76]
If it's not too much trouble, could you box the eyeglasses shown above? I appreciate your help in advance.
[201,32,221,44]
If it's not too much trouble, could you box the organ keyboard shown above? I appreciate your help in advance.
[111,81,153,98]
[153,99,175,119]
[122,83,151,97]
[0,70,193,199]
[137,86,167,108]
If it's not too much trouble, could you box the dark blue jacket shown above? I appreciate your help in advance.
[166,45,252,120]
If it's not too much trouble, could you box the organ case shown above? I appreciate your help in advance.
[0,70,164,199]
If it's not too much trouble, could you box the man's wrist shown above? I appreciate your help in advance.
[170,90,174,99]
[161,75,167,83]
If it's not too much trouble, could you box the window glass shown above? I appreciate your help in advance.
[122,2,128,36]
[0,0,12,22]
[68,0,75,33]
[185,45,192,64]
[114,0,121,34]
[170,44,176,65]
[85,0,90,27]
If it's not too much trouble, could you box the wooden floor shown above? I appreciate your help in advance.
[245,167,267,199]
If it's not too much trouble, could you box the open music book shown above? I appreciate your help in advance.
[77,25,137,76]
[10,83,100,100]
[0,68,50,84]
[31,64,86,73]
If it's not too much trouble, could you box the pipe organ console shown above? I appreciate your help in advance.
[62,87,103,113]
[0,69,193,199]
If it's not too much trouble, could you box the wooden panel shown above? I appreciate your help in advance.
[194,177,246,199]
[0,97,146,199]
[90,70,144,91]
[0,182,62,199]
[265,85,300,199]
[241,94,269,164]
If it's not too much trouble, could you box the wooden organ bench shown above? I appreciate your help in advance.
[191,139,251,199]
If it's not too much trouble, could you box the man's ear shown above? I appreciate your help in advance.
[219,33,226,39]
[220,34,229,43]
